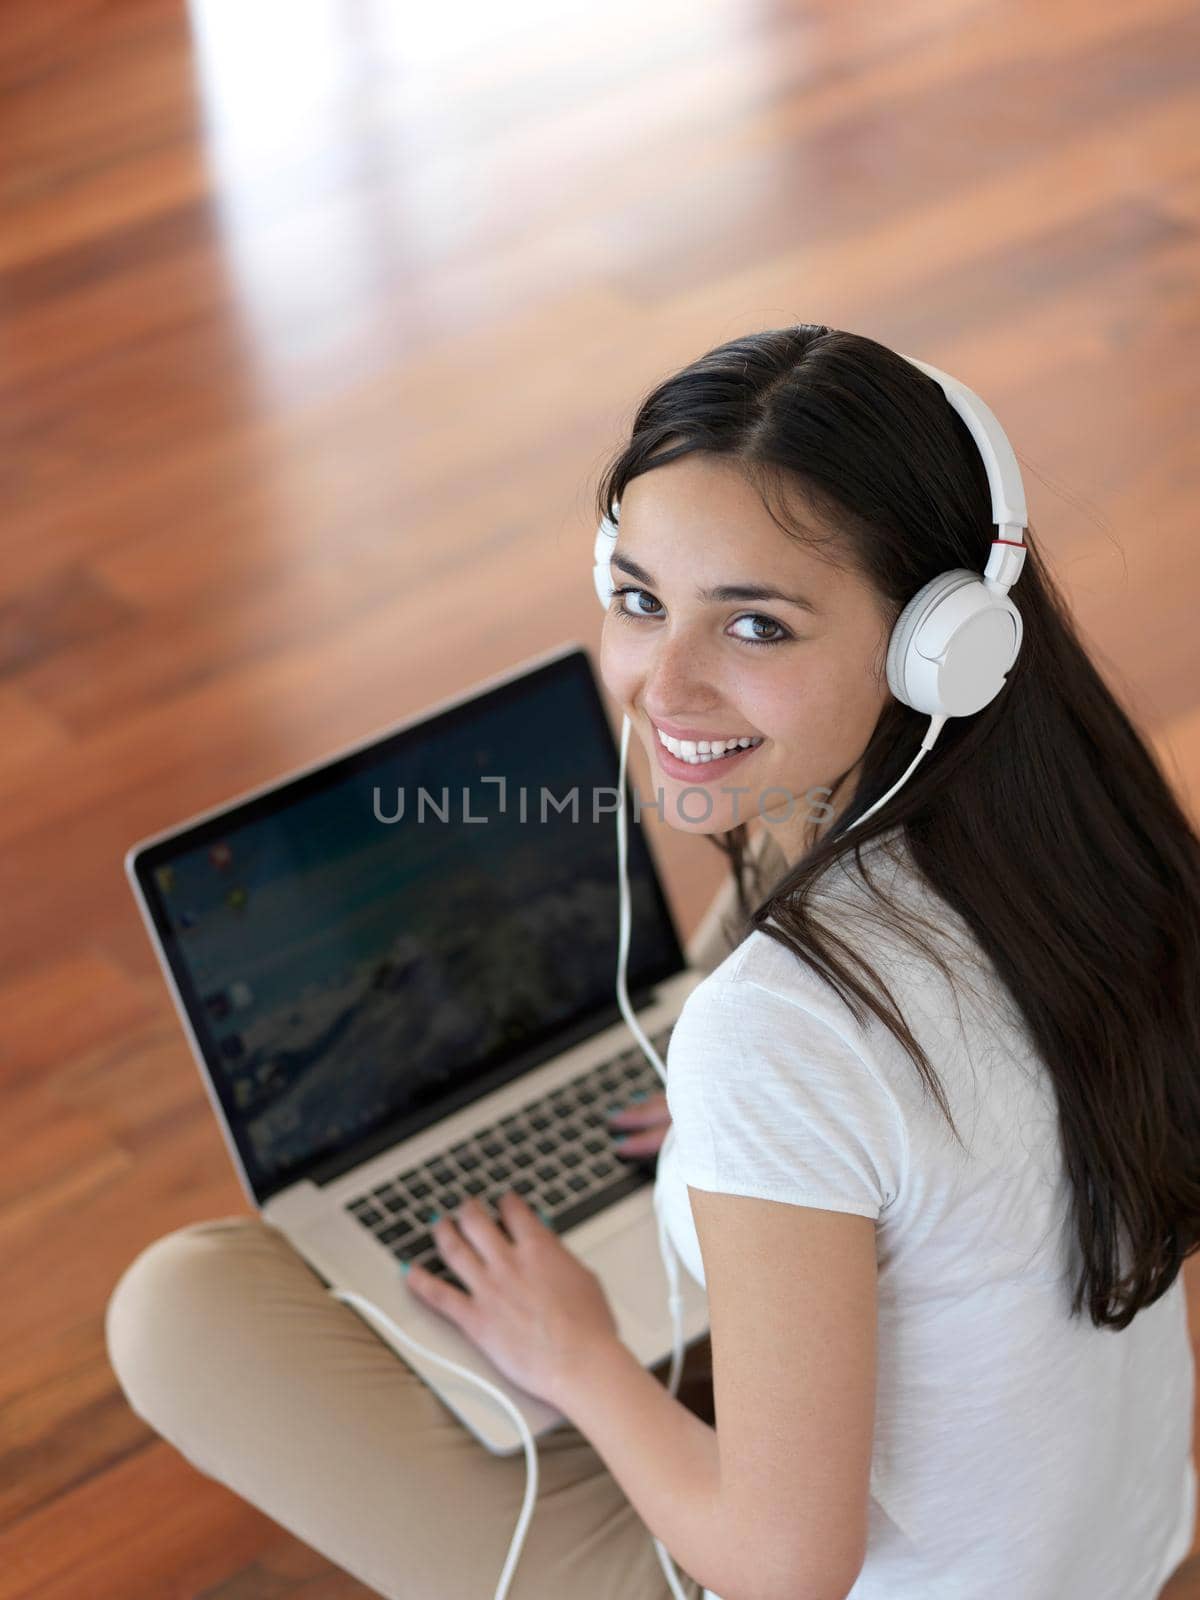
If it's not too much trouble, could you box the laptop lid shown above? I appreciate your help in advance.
[126,642,686,1210]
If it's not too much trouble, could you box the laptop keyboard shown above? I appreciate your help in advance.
[344,1024,673,1292]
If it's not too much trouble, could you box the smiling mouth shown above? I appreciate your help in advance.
[653,726,764,766]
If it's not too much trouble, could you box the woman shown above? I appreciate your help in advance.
[106,326,1198,1599]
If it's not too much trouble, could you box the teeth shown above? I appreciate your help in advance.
[655,728,763,765]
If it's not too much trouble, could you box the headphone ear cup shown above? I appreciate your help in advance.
[887,569,1023,717]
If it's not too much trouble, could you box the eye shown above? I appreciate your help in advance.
[729,614,790,646]
[609,586,793,649]
[611,585,663,619]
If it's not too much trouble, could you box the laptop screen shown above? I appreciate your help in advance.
[129,647,686,1205]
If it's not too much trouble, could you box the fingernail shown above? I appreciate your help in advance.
[613,1134,629,1146]
[630,1090,647,1102]
[399,1260,411,1275]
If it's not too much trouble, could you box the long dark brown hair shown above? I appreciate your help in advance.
[595,323,1200,1330]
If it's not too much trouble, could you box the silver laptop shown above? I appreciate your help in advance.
[124,640,711,1455]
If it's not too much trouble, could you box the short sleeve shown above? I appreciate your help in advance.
[665,974,905,1220]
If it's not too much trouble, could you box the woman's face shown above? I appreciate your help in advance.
[598,454,896,866]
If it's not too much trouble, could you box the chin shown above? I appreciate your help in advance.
[635,743,763,836]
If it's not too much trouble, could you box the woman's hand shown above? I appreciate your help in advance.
[606,1090,672,1157]
[403,1191,621,1408]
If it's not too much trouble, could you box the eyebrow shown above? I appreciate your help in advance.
[611,551,821,615]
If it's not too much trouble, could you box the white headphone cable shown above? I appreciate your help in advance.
[326,1283,538,1600]
[848,712,947,830]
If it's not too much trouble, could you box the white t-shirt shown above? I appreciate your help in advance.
[655,826,1195,1600]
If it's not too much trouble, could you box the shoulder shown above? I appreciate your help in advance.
[667,930,910,1220]
[682,927,843,1029]
[672,930,885,1103]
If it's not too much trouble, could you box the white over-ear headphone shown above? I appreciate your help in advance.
[595,353,1027,733]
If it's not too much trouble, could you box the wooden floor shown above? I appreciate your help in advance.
[2,0,1199,1594]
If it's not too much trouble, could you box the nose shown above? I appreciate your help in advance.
[641,628,718,720]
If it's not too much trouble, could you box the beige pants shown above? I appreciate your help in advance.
[104,1215,712,1600]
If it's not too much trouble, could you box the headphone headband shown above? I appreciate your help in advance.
[897,354,1027,534]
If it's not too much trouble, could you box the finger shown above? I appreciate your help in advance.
[608,1107,672,1132]
[404,1259,479,1333]
[496,1188,542,1240]
[441,1203,508,1267]
[612,1127,668,1158]
[606,1092,669,1127]
[432,1209,483,1273]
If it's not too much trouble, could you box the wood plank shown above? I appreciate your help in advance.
[3,0,1197,1591]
